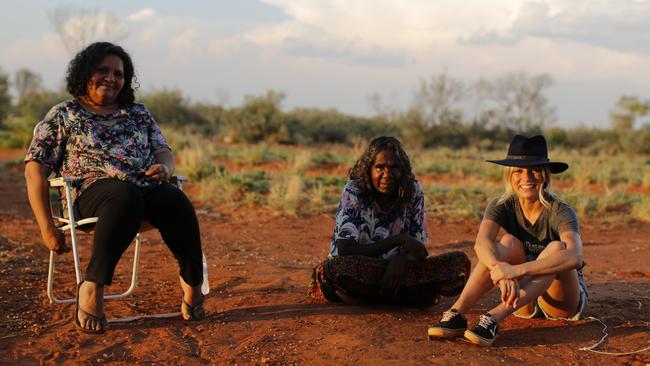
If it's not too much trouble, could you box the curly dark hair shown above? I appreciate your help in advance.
[65,42,136,105]
[348,136,416,211]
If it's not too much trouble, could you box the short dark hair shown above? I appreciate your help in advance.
[65,42,137,105]
[348,136,416,211]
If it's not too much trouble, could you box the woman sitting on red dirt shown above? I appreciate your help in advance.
[309,136,470,307]
[427,135,587,347]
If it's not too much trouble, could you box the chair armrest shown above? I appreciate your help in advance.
[49,175,186,188]
[48,177,74,188]
[169,175,186,190]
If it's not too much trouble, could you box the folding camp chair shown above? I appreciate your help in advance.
[46,175,209,323]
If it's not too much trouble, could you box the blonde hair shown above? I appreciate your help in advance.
[497,165,554,210]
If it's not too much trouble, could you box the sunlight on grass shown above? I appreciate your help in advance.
[632,196,650,222]
[290,151,312,175]
[170,130,650,222]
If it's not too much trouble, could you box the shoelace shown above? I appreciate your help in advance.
[477,314,496,329]
[441,310,458,322]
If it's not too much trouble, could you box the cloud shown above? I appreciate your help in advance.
[282,38,408,67]
[463,0,650,53]
[128,8,156,22]
[253,0,650,65]
[0,32,68,88]
[4,1,650,126]
[257,0,520,47]
[60,13,127,43]
[243,20,407,67]
[61,1,650,123]
[169,30,200,64]
[241,0,531,66]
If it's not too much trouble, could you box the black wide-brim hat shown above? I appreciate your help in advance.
[486,134,568,174]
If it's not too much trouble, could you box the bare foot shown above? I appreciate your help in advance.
[76,281,106,332]
[179,276,203,305]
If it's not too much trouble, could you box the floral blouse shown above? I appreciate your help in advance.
[25,99,170,205]
[329,180,428,259]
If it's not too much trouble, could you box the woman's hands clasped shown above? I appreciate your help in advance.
[399,234,428,260]
[490,261,521,308]
[497,278,520,308]
[489,261,520,283]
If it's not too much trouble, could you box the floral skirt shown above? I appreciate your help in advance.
[308,251,470,307]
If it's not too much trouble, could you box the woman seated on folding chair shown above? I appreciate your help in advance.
[24,42,205,334]
[308,136,470,307]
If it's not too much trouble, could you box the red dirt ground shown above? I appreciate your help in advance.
[0,152,649,365]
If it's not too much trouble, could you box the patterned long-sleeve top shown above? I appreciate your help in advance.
[25,99,170,205]
[329,180,428,259]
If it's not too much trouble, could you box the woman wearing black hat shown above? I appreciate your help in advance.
[427,135,587,347]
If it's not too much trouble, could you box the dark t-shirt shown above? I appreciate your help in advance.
[483,195,580,258]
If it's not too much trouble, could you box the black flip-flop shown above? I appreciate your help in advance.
[74,281,108,334]
[181,295,205,321]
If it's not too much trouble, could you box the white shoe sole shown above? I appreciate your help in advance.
[427,327,466,339]
[463,329,496,347]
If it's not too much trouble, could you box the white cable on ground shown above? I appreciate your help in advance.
[106,312,181,323]
[579,316,650,356]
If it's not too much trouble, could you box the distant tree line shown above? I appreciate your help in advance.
[1,67,649,154]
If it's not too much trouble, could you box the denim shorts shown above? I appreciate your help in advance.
[512,269,589,321]
[513,282,587,321]
[514,252,588,321]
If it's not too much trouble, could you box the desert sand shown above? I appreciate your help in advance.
[1,151,648,365]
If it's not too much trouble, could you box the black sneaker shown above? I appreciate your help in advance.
[427,309,467,339]
[464,313,499,347]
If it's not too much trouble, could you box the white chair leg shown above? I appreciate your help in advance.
[46,250,55,303]
[46,233,142,303]
[43,182,84,304]
[107,312,182,323]
[107,234,183,323]
[201,253,210,295]
[46,176,192,321]
[64,182,83,286]
[47,250,76,304]
[104,233,140,300]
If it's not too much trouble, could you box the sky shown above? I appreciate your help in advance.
[2,0,650,128]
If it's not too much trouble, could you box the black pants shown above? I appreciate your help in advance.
[75,179,203,286]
